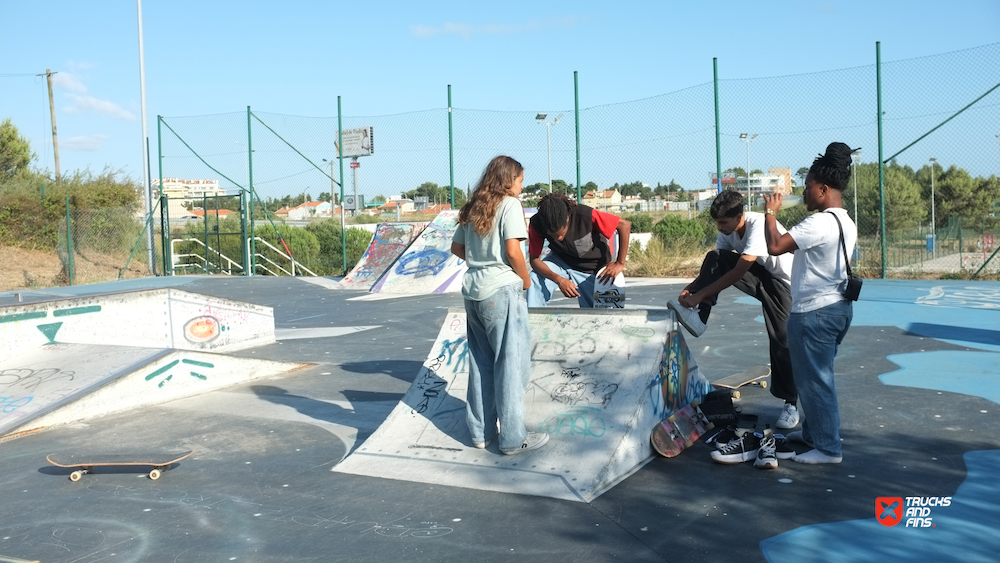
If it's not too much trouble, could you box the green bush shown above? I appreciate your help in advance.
[305,220,374,275]
[0,168,140,251]
[652,214,707,247]
[622,213,655,233]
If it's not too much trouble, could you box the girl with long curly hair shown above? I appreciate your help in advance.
[450,155,549,455]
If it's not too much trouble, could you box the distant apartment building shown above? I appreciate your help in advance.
[732,168,793,196]
[583,189,623,211]
[152,178,227,199]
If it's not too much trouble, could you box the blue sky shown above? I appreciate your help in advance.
[2,0,999,200]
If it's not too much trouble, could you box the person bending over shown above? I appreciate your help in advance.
[526,193,630,308]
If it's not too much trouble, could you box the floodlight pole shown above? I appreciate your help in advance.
[740,133,757,208]
[537,113,562,194]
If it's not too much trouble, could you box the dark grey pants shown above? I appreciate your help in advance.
[689,250,796,404]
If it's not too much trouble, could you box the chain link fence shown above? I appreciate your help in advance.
[4,42,997,291]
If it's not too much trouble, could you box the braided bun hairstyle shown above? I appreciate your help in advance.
[808,142,856,191]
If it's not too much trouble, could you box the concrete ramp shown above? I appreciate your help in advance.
[0,289,300,439]
[0,343,303,439]
[0,288,275,363]
[334,308,711,502]
[339,222,427,290]
[370,211,466,294]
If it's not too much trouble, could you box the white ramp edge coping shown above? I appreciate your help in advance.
[0,343,308,441]
[0,287,276,364]
[334,307,711,502]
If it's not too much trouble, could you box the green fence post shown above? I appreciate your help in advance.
[247,106,256,276]
[158,116,172,275]
[65,195,74,286]
[338,96,347,275]
[714,58,723,195]
[203,193,210,275]
[160,195,170,275]
[448,85,455,208]
[240,188,249,275]
[574,71,581,202]
[876,41,887,279]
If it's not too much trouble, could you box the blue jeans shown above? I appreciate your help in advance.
[464,282,531,451]
[787,299,853,457]
[526,254,596,308]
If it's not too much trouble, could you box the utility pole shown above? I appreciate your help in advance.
[44,69,61,182]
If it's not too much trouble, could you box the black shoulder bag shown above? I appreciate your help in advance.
[828,211,862,301]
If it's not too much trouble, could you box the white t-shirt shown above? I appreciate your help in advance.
[717,212,793,285]
[452,196,528,301]
[786,208,858,313]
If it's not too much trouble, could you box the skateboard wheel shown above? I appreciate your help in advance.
[760,381,768,389]
[70,471,83,482]
[683,439,694,448]
[149,469,161,480]
[732,390,741,400]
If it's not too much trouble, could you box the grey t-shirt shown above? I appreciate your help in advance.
[452,196,528,301]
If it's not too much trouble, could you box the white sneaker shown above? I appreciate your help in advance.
[776,403,799,429]
[667,299,706,337]
[501,432,549,455]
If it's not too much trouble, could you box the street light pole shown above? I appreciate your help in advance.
[537,113,563,194]
[929,157,937,258]
[739,133,757,208]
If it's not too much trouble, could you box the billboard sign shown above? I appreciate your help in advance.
[711,172,736,185]
[343,195,365,211]
[340,127,373,158]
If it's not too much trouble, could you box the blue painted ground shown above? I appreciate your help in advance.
[740,280,1000,563]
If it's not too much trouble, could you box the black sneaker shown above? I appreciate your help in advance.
[754,426,778,469]
[708,414,758,450]
[710,431,762,464]
[773,433,796,460]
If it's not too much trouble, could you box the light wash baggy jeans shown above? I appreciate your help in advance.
[787,299,853,457]
[526,254,596,308]
[464,282,532,452]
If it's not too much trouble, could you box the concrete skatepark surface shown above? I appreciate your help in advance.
[1,275,998,562]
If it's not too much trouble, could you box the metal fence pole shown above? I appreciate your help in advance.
[448,84,455,208]
[714,58,723,195]
[876,41,887,279]
[574,71,581,202]
[247,106,256,276]
[338,96,347,275]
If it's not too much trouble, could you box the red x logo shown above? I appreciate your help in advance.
[876,497,903,527]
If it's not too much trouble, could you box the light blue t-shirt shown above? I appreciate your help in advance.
[452,196,528,301]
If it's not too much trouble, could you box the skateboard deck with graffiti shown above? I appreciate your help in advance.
[650,400,714,458]
[593,266,626,309]
[47,450,193,482]
[711,365,770,399]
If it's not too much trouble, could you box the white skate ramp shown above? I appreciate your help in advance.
[0,288,275,363]
[339,222,426,290]
[370,211,466,294]
[334,308,711,502]
[0,344,301,438]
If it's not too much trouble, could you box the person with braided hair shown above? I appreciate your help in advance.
[763,142,859,464]
[526,193,631,308]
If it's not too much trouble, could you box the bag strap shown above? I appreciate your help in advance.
[826,211,853,278]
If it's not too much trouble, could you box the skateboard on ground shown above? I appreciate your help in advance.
[711,365,770,399]
[47,450,193,482]
[650,400,714,458]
